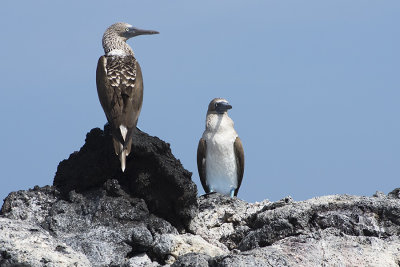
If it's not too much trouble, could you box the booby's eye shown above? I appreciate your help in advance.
[125,28,130,32]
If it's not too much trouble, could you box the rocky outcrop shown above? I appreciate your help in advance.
[1,127,400,266]
[189,193,400,266]
[53,125,198,230]
[2,186,400,266]
[1,184,200,266]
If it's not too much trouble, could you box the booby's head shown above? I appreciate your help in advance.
[207,98,232,115]
[102,22,159,56]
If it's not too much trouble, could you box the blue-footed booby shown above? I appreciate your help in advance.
[197,98,245,197]
[96,22,159,172]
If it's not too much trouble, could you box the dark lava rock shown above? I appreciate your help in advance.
[388,188,400,199]
[53,125,198,229]
[0,250,29,267]
[130,225,154,253]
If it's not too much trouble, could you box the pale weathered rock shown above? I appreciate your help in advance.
[216,229,400,267]
[124,253,160,267]
[0,217,90,267]
[186,192,400,266]
[238,194,400,251]
[189,193,270,251]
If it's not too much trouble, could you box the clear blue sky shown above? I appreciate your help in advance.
[1,1,399,204]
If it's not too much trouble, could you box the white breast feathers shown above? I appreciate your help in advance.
[203,114,238,195]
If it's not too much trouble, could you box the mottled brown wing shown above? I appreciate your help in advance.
[104,55,141,128]
[197,138,210,193]
[233,137,245,196]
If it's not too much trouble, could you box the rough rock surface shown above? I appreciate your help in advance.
[2,127,400,266]
[3,188,400,266]
[53,125,198,230]
[0,183,202,266]
[0,217,90,267]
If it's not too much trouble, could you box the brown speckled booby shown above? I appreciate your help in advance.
[96,22,159,171]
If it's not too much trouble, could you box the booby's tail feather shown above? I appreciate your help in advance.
[119,125,133,156]
[112,137,129,172]
[123,138,133,156]
[119,148,127,172]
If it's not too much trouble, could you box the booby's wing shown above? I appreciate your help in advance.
[233,137,245,196]
[197,138,210,193]
[96,56,113,123]
[96,55,143,153]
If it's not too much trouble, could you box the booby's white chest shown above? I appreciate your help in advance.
[106,49,128,57]
[202,114,238,195]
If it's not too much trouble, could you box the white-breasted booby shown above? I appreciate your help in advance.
[197,98,245,197]
[96,22,159,172]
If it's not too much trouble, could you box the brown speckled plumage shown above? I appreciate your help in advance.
[96,22,158,171]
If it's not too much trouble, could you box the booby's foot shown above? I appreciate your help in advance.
[229,189,235,198]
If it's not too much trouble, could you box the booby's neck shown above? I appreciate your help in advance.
[205,113,235,133]
[102,33,134,56]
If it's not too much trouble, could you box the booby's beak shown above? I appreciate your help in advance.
[127,27,159,37]
[215,102,232,114]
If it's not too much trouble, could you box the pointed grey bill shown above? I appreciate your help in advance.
[127,27,159,37]
[215,102,232,114]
